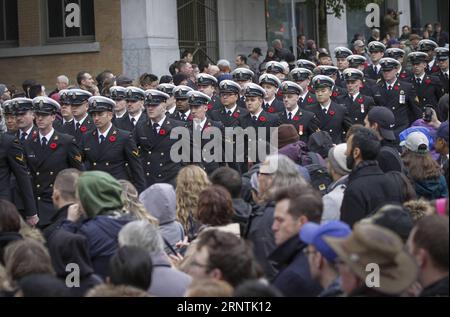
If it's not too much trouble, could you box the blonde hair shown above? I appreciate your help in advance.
[404,199,435,223]
[176,165,210,234]
[185,278,233,297]
[118,180,159,225]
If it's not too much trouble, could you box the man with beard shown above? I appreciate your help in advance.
[340,127,403,227]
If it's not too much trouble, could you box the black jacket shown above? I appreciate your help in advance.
[0,133,37,218]
[278,108,320,142]
[81,126,146,193]
[420,276,449,297]
[410,75,444,110]
[337,93,375,125]
[60,117,96,145]
[340,161,403,227]
[262,98,285,113]
[377,140,404,173]
[114,112,148,132]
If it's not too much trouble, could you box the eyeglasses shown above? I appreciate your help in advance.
[256,171,273,177]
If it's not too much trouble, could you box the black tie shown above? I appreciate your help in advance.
[153,123,159,135]
[41,137,47,148]
[131,117,136,126]
[416,78,422,85]
[76,122,81,131]
[374,65,378,74]
[252,115,258,122]
[99,135,105,144]
[264,103,269,110]
[445,73,449,80]
[20,132,27,143]
[322,108,327,115]
[288,112,292,120]
[227,110,232,117]
[181,113,186,121]
[387,85,392,91]
[299,97,303,104]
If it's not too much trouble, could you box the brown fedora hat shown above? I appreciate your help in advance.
[325,223,418,295]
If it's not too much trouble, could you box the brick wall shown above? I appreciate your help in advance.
[0,0,123,92]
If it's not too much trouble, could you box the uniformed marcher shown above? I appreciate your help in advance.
[346,55,377,97]
[80,96,146,193]
[13,98,38,144]
[239,83,279,167]
[186,90,224,174]
[337,68,375,125]
[24,96,85,228]
[109,86,128,122]
[156,83,177,117]
[307,75,351,144]
[435,47,449,94]
[134,89,185,187]
[209,80,249,127]
[365,41,386,81]
[115,86,147,131]
[418,39,439,74]
[195,74,220,114]
[295,59,317,72]
[373,57,422,140]
[408,51,443,111]
[314,65,347,102]
[385,48,413,82]
[232,68,255,108]
[172,85,194,122]
[259,73,285,113]
[2,100,18,134]
[334,47,353,88]
[290,67,318,109]
[0,131,39,226]
[58,89,95,144]
[266,61,289,81]
[53,89,74,133]
[278,81,320,142]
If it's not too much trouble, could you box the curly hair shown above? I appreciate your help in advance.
[402,151,442,181]
[196,185,234,226]
[176,165,210,235]
[118,180,159,225]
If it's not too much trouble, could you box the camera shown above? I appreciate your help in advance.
[423,106,434,122]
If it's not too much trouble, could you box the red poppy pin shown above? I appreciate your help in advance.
[293,115,300,121]
[259,116,267,122]
[80,126,87,133]
[360,83,365,89]
[332,91,338,97]
[425,78,432,85]
[432,66,439,72]
[308,86,314,92]
[307,97,314,104]
[207,104,213,110]
[188,115,193,121]
[329,110,335,116]
[49,143,58,150]
[268,107,275,113]
[394,85,400,91]
[357,98,364,104]
[109,135,117,142]
[32,131,38,140]
[400,73,407,79]
[159,128,166,136]
[233,112,239,118]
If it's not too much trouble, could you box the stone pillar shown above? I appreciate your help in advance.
[327,4,348,63]
[121,0,180,79]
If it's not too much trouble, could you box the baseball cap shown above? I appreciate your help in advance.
[400,131,429,153]
[299,221,352,263]
[437,121,449,143]
[367,107,396,141]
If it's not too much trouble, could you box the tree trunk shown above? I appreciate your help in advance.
[318,0,328,49]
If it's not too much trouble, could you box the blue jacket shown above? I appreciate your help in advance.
[269,236,323,297]
[62,214,134,279]
[415,175,449,200]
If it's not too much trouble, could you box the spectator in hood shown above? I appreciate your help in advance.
[61,171,135,279]
[139,183,185,255]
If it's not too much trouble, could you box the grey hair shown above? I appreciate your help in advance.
[57,75,69,84]
[261,154,308,201]
[118,220,164,254]
[272,39,282,48]
[217,59,231,69]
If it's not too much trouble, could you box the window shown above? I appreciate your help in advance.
[0,0,19,47]
[46,0,95,43]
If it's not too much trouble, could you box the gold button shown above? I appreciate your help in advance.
[105,162,109,166]
[148,151,152,154]
[36,184,40,188]
[147,162,151,165]
[125,163,128,167]
[158,174,162,178]
[50,171,54,175]
[50,184,53,188]
[93,162,97,166]
[159,163,163,167]
[160,152,164,156]
[146,173,150,176]
[36,172,40,176]
[37,196,41,200]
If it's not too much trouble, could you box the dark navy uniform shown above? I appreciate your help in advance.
[134,90,185,187]
[364,41,386,81]
[334,47,353,88]
[295,59,317,72]
[418,40,440,74]
[81,96,146,193]
[172,85,194,122]
[0,132,38,219]
[115,87,148,132]
[373,58,422,138]
[408,52,444,111]
[290,67,317,110]
[109,86,128,124]
[314,65,348,102]
[259,73,284,113]
[186,90,224,175]
[308,76,351,144]
[435,47,449,94]
[278,81,320,142]
[195,74,221,115]
[232,68,254,108]
[1,100,17,135]
[58,89,95,144]
[24,97,84,227]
